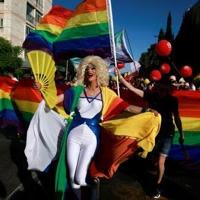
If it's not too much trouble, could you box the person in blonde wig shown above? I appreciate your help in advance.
[53,55,161,200]
[25,55,160,200]
[76,55,109,87]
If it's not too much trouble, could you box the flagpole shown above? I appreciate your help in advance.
[106,0,120,96]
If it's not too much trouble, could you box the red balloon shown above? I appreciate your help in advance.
[180,65,193,77]
[150,70,162,81]
[155,40,172,56]
[160,63,171,74]
[117,62,125,69]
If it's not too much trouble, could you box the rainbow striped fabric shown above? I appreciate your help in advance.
[54,0,111,60]
[0,76,21,130]
[23,0,111,61]
[23,5,73,54]
[10,78,68,130]
[55,85,161,199]
[120,89,200,167]
[169,90,200,163]
[0,76,69,133]
[11,78,42,126]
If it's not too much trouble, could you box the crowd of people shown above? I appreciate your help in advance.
[111,73,199,92]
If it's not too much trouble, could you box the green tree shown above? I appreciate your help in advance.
[139,44,161,77]
[158,28,165,41]
[174,1,200,76]
[165,12,174,42]
[0,37,23,75]
[139,13,176,79]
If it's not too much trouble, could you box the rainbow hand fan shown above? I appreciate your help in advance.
[27,50,57,109]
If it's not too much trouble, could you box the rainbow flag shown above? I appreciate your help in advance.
[0,76,21,130]
[120,89,200,168]
[23,6,73,54]
[169,90,200,164]
[53,0,111,60]
[11,78,68,131]
[11,78,42,126]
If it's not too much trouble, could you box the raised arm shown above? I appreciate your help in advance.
[115,67,144,98]
[34,81,64,107]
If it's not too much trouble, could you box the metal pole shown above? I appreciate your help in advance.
[106,0,120,96]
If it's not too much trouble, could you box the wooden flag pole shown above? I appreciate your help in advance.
[107,0,120,96]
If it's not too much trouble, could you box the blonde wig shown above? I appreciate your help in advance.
[75,55,109,87]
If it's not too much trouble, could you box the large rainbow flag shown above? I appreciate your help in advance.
[0,76,21,130]
[53,0,111,61]
[23,5,73,54]
[23,0,131,67]
[120,89,200,170]
[169,90,200,165]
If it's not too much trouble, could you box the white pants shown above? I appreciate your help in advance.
[67,124,97,189]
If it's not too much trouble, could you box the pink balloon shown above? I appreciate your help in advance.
[150,70,162,81]
[160,63,171,74]
[155,40,172,56]
[180,65,192,77]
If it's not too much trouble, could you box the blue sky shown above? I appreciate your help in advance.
[53,0,197,61]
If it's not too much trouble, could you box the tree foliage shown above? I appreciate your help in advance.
[139,44,160,77]
[174,1,200,76]
[165,12,174,42]
[139,1,200,79]
[0,37,23,75]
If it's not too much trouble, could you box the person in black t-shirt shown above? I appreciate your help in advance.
[144,84,184,198]
[115,68,184,199]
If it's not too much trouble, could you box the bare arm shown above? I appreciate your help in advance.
[34,81,64,106]
[125,105,144,114]
[115,67,144,97]
[57,94,64,104]
[125,105,159,116]
[174,110,184,144]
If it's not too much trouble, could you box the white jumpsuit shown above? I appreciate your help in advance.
[66,92,102,189]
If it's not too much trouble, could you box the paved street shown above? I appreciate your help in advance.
[0,129,199,200]
[0,131,20,198]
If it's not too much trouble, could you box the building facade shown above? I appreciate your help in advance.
[0,0,52,47]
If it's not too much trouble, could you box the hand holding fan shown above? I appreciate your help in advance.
[27,50,57,109]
